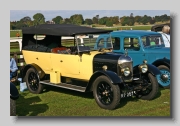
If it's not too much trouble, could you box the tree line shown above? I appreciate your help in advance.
[10,13,170,30]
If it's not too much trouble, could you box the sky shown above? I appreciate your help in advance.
[10,10,170,21]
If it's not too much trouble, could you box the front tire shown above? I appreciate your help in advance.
[92,75,120,110]
[140,73,159,100]
[157,65,170,89]
[25,68,43,94]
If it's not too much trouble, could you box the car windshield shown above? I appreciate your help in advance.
[75,34,113,51]
[141,35,165,47]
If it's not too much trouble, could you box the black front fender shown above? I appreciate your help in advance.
[93,70,122,84]
[86,70,122,92]
[147,64,161,76]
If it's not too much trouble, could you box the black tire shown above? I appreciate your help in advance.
[140,73,159,100]
[25,68,43,94]
[157,65,170,89]
[92,75,120,110]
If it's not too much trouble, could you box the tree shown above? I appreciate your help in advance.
[111,16,119,24]
[106,20,113,27]
[160,14,170,22]
[96,15,99,24]
[140,15,149,25]
[120,16,129,26]
[150,17,156,24]
[99,17,108,25]
[15,21,25,29]
[154,16,161,22]
[70,14,84,25]
[84,18,93,25]
[63,18,71,24]
[134,16,142,23]
[52,16,63,24]
[130,13,133,17]
[20,16,32,27]
[33,13,45,25]
[92,16,98,24]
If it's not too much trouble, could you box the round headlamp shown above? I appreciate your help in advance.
[121,67,130,76]
[139,64,148,73]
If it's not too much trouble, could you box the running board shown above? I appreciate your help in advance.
[40,80,86,92]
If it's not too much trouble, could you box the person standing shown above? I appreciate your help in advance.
[16,32,20,38]
[161,25,170,47]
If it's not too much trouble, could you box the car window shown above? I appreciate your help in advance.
[141,36,164,47]
[107,38,113,48]
[124,37,140,51]
[97,38,104,48]
[112,37,120,50]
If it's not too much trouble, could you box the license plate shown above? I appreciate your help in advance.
[121,91,136,98]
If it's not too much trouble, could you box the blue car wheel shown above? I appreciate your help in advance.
[157,65,170,88]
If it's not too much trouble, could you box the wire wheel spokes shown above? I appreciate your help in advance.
[28,72,39,91]
[97,82,113,105]
[141,75,152,95]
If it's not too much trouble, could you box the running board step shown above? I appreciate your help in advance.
[40,80,86,92]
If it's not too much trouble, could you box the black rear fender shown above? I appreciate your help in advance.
[21,63,45,82]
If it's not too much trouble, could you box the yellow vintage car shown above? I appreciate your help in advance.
[21,24,160,110]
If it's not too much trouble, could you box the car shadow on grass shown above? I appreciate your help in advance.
[16,92,49,116]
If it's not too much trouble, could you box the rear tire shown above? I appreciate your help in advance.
[25,68,43,94]
[92,75,120,110]
[157,65,170,89]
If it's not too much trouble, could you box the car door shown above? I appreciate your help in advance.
[51,53,80,76]
[122,37,148,67]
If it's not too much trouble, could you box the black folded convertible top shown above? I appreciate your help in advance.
[22,24,113,36]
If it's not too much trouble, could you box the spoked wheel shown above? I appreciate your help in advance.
[157,65,170,89]
[139,73,159,100]
[25,68,43,94]
[93,75,120,110]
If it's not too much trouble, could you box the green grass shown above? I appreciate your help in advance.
[15,84,170,116]
[10,30,22,37]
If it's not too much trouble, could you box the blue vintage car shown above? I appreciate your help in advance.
[94,30,170,88]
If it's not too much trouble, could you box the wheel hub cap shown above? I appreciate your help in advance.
[103,90,109,96]
[161,74,169,81]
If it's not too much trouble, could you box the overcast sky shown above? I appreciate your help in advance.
[10,10,170,21]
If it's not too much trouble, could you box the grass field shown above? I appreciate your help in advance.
[15,84,170,116]
[10,25,170,116]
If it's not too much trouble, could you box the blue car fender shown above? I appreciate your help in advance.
[152,58,170,68]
